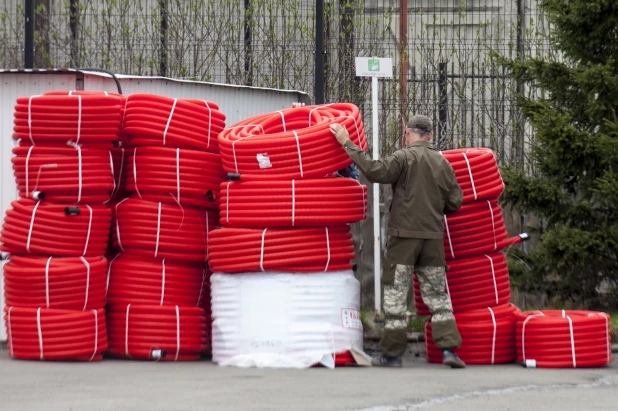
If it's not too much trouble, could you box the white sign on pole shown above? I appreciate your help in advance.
[355,57,392,314]
[354,57,393,78]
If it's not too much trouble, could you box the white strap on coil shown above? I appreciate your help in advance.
[277,110,287,132]
[485,254,499,304]
[106,254,120,294]
[176,148,181,203]
[104,150,115,204]
[202,100,212,149]
[26,200,42,254]
[133,147,142,198]
[488,306,497,364]
[28,95,40,145]
[260,228,268,272]
[82,205,93,256]
[125,304,132,357]
[76,144,83,202]
[226,125,265,173]
[487,200,497,250]
[90,309,98,362]
[25,145,35,197]
[204,210,210,261]
[444,214,455,259]
[154,202,162,258]
[115,198,130,252]
[196,268,207,307]
[292,130,304,178]
[291,180,296,226]
[462,152,477,200]
[308,103,334,126]
[163,98,178,146]
[160,258,166,305]
[45,256,53,308]
[354,179,366,219]
[75,94,82,145]
[7,307,14,357]
[324,227,331,272]
[108,148,125,201]
[521,311,544,362]
[175,305,181,362]
[37,307,44,360]
[81,256,91,310]
[563,310,577,368]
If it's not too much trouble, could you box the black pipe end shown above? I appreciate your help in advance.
[65,207,81,216]
[227,173,241,181]
[206,190,217,202]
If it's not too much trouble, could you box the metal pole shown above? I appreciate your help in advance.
[70,0,79,67]
[438,62,448,150]
[244,0,253,86]
[372,75,381,314]
[159,0,168,77]
[398,0,408,148]
[24,0,34,68]
[315,0,325,104]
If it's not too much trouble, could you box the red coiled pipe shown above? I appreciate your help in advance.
[0,199,111,256]
[444,199,524,259]
[106,304,207,361]
[440,148,504,203]
[12,145,114,203]
[425,304,519,365]
[3,255,108,310]
[13,94,124,146]
[208,226,355,273]
[4,306,108,361]
[414,252,511,315]
[217,103,368,180]
[220,178,367,227]
[107,254,209,307]
[127,146,225,209]
[516,310,612,368]
[109,146,130,201]
[112,198,218,261]
[122,94,226,152]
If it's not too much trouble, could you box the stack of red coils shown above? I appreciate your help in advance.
[210,104,368,366]
[106,94,226,360]
[2,90,121,361]
[425,304,519,365]
[422,148,526,365]
[516,310,612,368]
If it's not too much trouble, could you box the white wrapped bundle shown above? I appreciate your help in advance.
[211,270,363,368]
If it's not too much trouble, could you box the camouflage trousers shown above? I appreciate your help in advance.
[380,237,462,358]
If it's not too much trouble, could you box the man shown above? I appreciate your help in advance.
[330,115,465,368]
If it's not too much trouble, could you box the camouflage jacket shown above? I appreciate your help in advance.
[342,140,462,239]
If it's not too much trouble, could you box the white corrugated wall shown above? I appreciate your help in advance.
[0,71,309,342]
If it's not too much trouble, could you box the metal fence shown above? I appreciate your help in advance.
[1,0,553,169]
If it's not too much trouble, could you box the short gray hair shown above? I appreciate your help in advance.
[408,127,432,139]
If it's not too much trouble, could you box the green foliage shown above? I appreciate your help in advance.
[499,0,618,307]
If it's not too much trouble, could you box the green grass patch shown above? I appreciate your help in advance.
[408,315,429,333]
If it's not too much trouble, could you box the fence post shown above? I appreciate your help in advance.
[159,0,168,77]
[69,0,79,67]
[438,62,448,150]
[244,0,253,86]
[24,0,34,68]
[315,0,325,104]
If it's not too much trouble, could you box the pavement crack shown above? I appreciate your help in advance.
[346,375,616,411]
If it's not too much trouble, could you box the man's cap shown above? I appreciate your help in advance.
[407,115,433,133]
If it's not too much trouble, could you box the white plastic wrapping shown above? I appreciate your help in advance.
[211,270,363,369]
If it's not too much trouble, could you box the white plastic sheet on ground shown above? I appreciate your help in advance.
[211,270,364,369]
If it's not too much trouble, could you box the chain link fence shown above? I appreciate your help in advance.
[1,0,553,170]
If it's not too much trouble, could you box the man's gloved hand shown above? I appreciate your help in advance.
[330,123,350,146]
[291,102,305,108]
